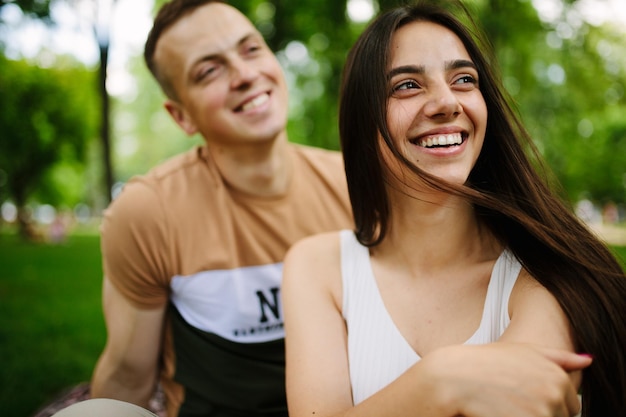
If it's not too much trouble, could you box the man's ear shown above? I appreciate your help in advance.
[164,100,199,135]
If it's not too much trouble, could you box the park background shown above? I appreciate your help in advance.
[1,0,625,415]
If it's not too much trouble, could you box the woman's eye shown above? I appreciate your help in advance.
[393,80,420,91]
[455,75,477,85]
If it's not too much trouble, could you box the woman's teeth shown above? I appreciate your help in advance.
[418,133,463,148]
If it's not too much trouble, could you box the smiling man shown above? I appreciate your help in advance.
[81,1,352,416]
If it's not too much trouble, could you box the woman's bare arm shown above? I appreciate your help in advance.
[282,234,591,417]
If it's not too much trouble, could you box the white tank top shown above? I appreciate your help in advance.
[340,229,522,405]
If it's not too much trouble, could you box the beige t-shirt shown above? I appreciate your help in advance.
[100,144,353,417]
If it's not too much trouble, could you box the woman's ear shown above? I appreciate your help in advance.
[164,100,199,136]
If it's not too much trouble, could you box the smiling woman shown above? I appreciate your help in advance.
[282,2,626,417]
[383,21,487,189]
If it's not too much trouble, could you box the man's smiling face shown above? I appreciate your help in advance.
[156,2,289,147]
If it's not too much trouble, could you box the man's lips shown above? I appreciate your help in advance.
[235,92,270,112]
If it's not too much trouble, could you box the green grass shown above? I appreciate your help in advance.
[0,232,105,417]
[0,228,624,417]
[612,245,626,268]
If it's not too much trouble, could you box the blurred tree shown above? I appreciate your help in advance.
[227,0,350,149]
[111,52,202,182]
[0,0,52,20]
[477,0,626,205]
[1,0,118,205]
[0,55,98,238]
[95,0,117,204]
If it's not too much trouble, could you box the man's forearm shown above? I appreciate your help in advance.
[90,354,156,408]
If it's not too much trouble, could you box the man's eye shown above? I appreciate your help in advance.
[243,43,262,55]
[196,66,217,82]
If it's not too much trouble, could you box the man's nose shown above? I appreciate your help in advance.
[230,57,259,89]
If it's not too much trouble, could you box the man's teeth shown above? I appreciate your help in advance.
[418,133,463,148]
[241,93,269,111]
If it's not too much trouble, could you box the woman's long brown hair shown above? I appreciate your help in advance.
[339,1,626,415]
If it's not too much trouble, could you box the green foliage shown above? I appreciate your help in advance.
[229,0,359,150]
[475,0,626,205]
[613,244,626,269]
[6,0,624,209]
[563,107,626,204]
[0,56,98,211]
[0,0,52,20]
[111,54,203,181]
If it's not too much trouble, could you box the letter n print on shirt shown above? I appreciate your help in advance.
[256,287,280,323]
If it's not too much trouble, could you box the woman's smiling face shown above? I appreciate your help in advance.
[384,20,488,188]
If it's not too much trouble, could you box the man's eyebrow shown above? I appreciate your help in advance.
[237,32,259,47]
[190,32,259,68]
[387,60,477,79]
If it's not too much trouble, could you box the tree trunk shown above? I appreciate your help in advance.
[99,41,114,204]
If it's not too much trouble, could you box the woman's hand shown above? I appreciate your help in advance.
[419,343,591,417]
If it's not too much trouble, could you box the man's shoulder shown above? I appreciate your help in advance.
[144,146,207,181]
[109,146,214,213]
[290,143,344,171]
[291,142,342,157]
[122,146,214,193]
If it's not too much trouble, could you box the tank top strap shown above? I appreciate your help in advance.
[467,249,522,344]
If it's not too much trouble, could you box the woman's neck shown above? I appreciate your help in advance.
[374,191,500,273]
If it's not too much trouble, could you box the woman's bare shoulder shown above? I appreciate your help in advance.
[286,230,344,263]
[283,230,345,295]
[503,267,575,351]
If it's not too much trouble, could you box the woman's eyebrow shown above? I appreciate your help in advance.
[387,59,476,80]
[445,59,477,71]
[387,65,425,79]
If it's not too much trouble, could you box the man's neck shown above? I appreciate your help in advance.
[207,134,292,197]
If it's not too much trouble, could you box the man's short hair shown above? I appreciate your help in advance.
[144,0,226,100]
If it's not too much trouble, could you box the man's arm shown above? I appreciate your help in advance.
[90,277,166,408]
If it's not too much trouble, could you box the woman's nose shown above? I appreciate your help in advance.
[423,85,462,119]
